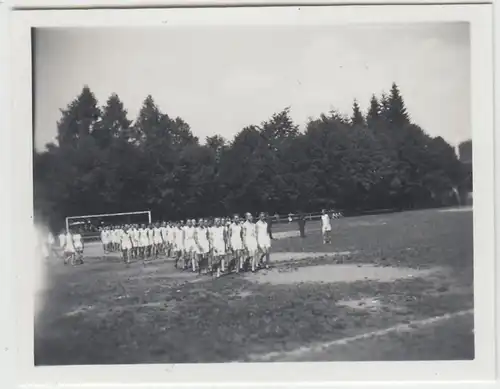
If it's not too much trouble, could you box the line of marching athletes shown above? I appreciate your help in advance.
[99,212,271,277]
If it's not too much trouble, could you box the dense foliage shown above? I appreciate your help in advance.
[34,83,470,230]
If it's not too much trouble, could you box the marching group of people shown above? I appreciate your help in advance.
[39,209,340,277]
[38,228,85,265]
[99,212,271,277]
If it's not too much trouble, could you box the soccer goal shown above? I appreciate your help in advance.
[65,211,152,236]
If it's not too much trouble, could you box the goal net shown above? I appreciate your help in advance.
[65,211,151,240]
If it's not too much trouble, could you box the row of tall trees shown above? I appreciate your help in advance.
[34,83,470,231]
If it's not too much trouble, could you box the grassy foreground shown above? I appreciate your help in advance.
[34,208,474,365]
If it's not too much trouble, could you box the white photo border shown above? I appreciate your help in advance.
[3,2,497,388]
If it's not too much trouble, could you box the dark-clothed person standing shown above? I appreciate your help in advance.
[298,213,306,238]
[267,213,274,240]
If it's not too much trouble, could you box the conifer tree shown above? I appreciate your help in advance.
[351,99,365,126]
[366,94,381,128]
[56,85,101,147]
[387,82,410,126]
[92,93,132,147]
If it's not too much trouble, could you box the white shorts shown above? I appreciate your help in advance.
[258,237,271,251]
[154,238,163,245]
[74,244,83,252]
[174,239,184,251]
[122,242,132,250]
[212,241,226,256]
[185,239,196,253]
[245,239,258,254]
[231,239,243,251]
[322,227,332,233]
[197,241,210,255]
[140,239,149,247]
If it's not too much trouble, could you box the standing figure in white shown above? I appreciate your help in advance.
[256,212,271,269]
[321,209,332,244]
[242,212,259,272]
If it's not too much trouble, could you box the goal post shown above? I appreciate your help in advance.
[65,210,151,235]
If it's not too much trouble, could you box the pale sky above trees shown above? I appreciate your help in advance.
[34,22,470,150]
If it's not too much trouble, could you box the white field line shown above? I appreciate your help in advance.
[439,206,473,213]
[246,309,474,362]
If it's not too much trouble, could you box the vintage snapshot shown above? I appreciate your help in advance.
[19,4,496,381]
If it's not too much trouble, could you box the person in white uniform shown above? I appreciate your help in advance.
[321,209,332,244]
[58,230,66,251]
[168,221,175,256]
[256,212,271,269]
[110,227,117,252]
[120,226,133,264]
[44,230,58,259]
[229,215,244,272]
[223,218,232,270]
[183,220,197,271]
[105,227,113,254]
[173,222,184,268]
[64,230,76,265]
[160,222,169,256]
[47,231,55,247]
[138,224,149,260]
[168,222,176,257]
[99,227,107,253]
[209,218,226,278]
[113,226,121,252]
[128,225,137,259]
[72,229,84,264]
[146,224,154,258]
[152,222,163,258]
[242,212,259,272]
[194,219,210,274]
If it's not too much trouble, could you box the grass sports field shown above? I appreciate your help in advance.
[34,207,474,365]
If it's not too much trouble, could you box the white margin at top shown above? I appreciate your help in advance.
[4,0,493,9]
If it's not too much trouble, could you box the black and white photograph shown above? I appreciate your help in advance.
[5,3,496,385]
[31,20,478,366]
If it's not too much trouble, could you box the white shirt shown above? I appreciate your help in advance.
[256,220,269,239]
[175,227,184,245]
[196,227,209,244]
[184,226,195,241]
[160,227,172,242]
[65,233,75,250]
[58,233,66,247]
[121,230,132,245]
[321,214,331,230]
[242,221,257,242]
[230,223,242,241]
[212,226,224,242]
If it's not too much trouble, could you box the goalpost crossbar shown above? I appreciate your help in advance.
[65,211,151,232]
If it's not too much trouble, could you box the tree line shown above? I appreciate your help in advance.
[34,83,471,231]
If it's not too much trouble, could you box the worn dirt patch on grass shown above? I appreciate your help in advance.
[271,251,353,263]
[248,264,440,285]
